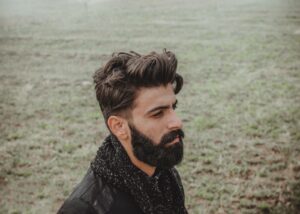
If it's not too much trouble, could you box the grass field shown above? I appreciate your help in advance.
[1,0,300,213]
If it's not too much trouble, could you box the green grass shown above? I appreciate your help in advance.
[1,0,300,213]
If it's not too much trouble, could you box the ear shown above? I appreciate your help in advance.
[107,116,129,141]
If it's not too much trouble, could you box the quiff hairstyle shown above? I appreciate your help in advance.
[93,49,183,121]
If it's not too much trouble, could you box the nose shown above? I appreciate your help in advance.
[167,110,183,131]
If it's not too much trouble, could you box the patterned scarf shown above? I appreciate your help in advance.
[91,135,188,214]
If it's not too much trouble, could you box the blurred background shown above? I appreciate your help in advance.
[0,0,300,213]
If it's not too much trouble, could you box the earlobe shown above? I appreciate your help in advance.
[107,116,129,140]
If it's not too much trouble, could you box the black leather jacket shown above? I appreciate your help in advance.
[57,168,144,214]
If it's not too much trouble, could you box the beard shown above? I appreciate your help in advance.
[129,124,184,169]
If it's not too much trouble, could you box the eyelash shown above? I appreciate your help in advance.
[152,103,177,118]
[153,111,163,117]
[172,104,177,110]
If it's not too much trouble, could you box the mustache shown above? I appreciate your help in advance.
[160,129,185,146]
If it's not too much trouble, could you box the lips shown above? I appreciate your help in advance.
[160,129,184,147]
[164,136,180,147]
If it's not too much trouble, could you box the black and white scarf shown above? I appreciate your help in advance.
[91,135,188,214]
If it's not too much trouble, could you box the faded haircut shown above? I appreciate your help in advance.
[93,49,183,121]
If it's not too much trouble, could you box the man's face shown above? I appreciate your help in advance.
[128,84,184,169]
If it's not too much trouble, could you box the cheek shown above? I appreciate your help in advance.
[145,125,165,145]
[132,116,166,145]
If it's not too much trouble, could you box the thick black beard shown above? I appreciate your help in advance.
[130,124,184,169]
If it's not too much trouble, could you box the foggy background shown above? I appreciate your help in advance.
[1,0,300,213]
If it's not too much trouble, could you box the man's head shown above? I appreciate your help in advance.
[93,50,184,169]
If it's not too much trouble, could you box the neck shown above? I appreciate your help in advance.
[120,138,156,177]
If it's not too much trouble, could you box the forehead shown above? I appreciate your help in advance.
[132,84,176,115]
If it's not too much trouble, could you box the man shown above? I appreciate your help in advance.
[58,50,188,214]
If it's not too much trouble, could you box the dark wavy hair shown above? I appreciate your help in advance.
[93,49,183,121]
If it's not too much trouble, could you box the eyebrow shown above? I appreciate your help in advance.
[146,99,178,115]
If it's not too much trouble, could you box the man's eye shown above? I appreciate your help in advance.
[153,111,163,117]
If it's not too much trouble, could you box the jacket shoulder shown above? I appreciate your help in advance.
[57,197,98,214]
[57,168,115,214]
